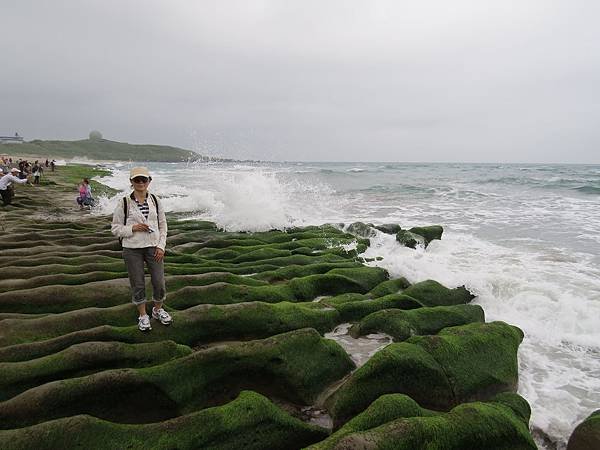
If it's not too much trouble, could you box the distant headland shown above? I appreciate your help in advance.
[0,131,223,162]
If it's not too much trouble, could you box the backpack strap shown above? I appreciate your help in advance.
[122,196,128,224]
[118,197,128,248]
[150,193,160,229]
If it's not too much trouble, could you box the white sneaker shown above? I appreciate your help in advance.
[152,307,173,325]
[138,314,152,332]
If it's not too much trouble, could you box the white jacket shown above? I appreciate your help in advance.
[111,193,167,250]
[0,174,27,190]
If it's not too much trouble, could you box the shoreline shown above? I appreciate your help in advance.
[0,161,585,449]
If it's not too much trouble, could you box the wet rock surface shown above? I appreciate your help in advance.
[0,165,537,449]
[567,410,600,450]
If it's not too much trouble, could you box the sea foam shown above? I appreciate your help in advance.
[361,230,600,448]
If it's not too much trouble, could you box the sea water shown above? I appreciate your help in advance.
[97,161,600,448]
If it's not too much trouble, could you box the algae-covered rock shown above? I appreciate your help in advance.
[567,410,600,450]
[307,394,436,449]
[0,266,387,314]
[0,301,341,357]
[319,293,369,307]
[395,225,443,248]
[311,392,535,449]
[325,321,523,425]
[0,391,327,450]
[0,302,341,362]
[374,223,402,235]
[168,267,387,309]
[395,229,425,249]
[346,222,376,238]
[0,329,354,429]
[0,340,192,401]
[335,293,423,321]
[409,225,443,246]
[367,277,411,298]
[401,279,475,306]
[0,279,131,314]
[349,304,485,341]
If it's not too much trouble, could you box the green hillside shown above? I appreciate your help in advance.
[0,139,200,162]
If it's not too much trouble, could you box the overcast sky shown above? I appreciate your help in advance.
[2,1,599,162]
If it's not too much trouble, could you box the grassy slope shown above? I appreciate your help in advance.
[1,139,199,162]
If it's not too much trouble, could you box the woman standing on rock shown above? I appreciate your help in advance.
[111,166,172,331]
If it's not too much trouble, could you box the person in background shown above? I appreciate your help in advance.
[0,168,31,205]
[32,161,41,185]
[50,159,56,172]
[111,166,171,332]
[76,178,95,209]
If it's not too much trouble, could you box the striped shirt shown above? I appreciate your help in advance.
[133,196,150,219]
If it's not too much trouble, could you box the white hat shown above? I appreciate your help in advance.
[10,168,19,173]
[129,167,151,179]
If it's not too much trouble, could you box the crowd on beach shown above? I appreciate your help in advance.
[0,156,56,206]
[0,156,56,179]
[2,158,166,327]
[0,155,96,210]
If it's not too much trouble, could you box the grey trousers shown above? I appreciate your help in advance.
[122,247,166,305]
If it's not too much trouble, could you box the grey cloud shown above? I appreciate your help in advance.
[1,0,599,162]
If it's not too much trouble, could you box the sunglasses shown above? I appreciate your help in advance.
[132,177,149,183]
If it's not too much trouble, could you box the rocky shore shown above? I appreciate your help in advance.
[0,164,552,448]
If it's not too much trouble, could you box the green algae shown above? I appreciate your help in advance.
[350,304,485,341]
[325,321,523,426]
[367,277,411,298]
[0,340,191,401]
[0,329,354,429]
[401,279,475,306]
[311,392,535,449]
[0,391,327,450]
[0,301,341,358]
[567,409,600,450]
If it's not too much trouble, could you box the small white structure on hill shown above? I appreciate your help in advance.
[0,133,24,144]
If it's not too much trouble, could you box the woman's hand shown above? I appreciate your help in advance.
[154,247,165,262]
[132,223,150,232]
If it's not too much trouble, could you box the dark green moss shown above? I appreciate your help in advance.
[0,391,328,450]
[313,393,535,449]
[401,279,475,306]
[567,409,600,450]
[325,322,523,426]
[0,329,354,429]
[308,394,437,449]
[0,340,191,401]
[408,225,444,246]
[367,277,411,298]
[350,304,485,341]
[0,301,341,361]
[374,224,402,234]
[335,294,423,321]
[395,230,424,248]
